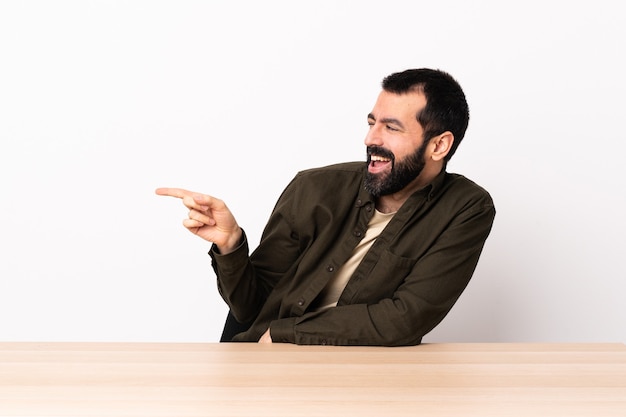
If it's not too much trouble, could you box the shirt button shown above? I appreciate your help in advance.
[321,339,327,345]
[354,230,363,238]
[297,298,305,306]
[327,265,335,272]
[356,199,362,205]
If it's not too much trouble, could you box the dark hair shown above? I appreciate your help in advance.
[382,68,469,161]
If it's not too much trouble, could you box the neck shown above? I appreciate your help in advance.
[375,195,403,214]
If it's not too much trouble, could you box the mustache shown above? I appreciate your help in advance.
[366,146,395,162]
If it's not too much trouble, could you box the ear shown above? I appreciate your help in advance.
[430,131,454,162]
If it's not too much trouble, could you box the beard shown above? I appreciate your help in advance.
[364,142,428,197]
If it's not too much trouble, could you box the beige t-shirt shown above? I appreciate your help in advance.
[312,209,395,312]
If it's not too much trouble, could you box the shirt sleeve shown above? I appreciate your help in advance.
[209,175,303,324]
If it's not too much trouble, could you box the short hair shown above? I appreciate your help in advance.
[382,68,470,161]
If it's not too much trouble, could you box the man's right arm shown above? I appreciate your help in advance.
[209,176,304,324]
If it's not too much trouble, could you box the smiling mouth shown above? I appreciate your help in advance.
[368,154,392,173]
[367,146,394,172]
[370,155,391,163]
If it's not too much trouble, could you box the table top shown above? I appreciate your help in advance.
[1,342,625,416]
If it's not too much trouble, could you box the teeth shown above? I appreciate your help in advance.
[371,155,390,162]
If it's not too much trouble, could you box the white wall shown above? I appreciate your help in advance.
[1,1,624,343]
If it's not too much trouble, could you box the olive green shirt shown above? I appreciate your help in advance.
[210,162,495,346]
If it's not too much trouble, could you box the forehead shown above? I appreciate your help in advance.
[370,90,427,122]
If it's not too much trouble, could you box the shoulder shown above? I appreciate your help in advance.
[443,173,491,196]
[296,161,366,177]
[276,162,366,205]
[439,172,495,212]
[271,162,367,217]
[291,161,366,187]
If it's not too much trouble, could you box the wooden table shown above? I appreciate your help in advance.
[1,342,625,416]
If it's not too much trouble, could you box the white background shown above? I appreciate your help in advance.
[1,1,624,343]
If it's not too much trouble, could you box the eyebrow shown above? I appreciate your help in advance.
[367,113,405,129]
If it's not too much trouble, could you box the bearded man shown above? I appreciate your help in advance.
[157,68,496,346]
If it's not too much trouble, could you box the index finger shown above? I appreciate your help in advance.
[155,187,193,199]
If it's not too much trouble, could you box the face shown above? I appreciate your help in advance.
[364,90,429,197]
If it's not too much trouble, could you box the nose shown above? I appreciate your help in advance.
[364,123,383,147]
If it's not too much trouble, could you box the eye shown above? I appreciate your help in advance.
[386,125,400,132]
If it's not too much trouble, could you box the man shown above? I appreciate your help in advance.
[156,68,495,346]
